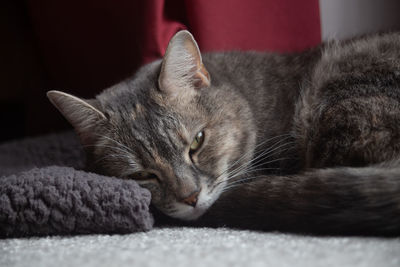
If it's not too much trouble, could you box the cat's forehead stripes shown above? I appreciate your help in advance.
[131,103,145,120]
[176,127,191,146]
[126,107,189,167]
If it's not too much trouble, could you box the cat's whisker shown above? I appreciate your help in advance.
[211,137,294,189]
[250,140,295,166]
[214,134,292,183]
[234,134,292,168]
[223,157,288,185]
[221,175,266,194]
[212,156,289,189]
[214,169,275,190]
[228,158,288,181]
[224,167,280,182]
[225,134,292,173]
[85,135,141,170]
[226,174,266,187]
[83,144,131,156]
[95,134,136,155]
[228,136,293,176]
[93,153,131,165]
[224,140,294,180]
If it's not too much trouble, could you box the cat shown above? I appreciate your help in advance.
[47,30,400,236]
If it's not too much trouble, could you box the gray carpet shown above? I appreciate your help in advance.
[1,227,399,267]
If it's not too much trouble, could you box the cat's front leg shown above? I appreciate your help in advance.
[196,167,400,236]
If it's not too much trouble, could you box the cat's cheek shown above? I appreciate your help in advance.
[135,181,161,203]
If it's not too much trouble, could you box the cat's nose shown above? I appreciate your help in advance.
[181,190,200,207]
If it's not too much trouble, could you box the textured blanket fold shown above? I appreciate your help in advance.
[0,132,154,237]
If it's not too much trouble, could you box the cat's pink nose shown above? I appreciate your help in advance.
[182,190,200,207]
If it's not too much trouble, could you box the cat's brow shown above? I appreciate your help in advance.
[131,103,146,120]
[176,127,190,145]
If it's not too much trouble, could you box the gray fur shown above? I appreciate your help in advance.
[48,31,400,235]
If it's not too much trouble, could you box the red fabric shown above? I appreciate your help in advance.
[27,0,320,93]
[186,1,321,52]
[26,0,320,135]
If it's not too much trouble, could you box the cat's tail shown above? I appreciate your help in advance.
[206,161,400,236]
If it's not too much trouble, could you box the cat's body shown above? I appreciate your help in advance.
[48,31,400,236]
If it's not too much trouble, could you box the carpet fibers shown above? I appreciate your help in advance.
[1,227,399,267]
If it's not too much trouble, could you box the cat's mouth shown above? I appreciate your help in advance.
[167,204,209,221]
[166,185,223,221]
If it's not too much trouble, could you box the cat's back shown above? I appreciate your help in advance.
[310,32,400,101]
[297,32,400,123]
[295,32,400,168]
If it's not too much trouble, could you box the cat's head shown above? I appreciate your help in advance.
[47,31,256,220]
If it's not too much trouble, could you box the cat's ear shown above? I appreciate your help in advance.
[47,90,106,145]
[159,30,210,94]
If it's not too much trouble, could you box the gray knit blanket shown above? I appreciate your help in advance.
[0,132,154,237]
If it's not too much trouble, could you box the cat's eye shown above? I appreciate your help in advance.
[129,171,159,181]
[189,131,205,153]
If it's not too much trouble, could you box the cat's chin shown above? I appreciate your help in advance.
[165,188,221,221]
[173,206,209,221]
[164,201,211,221]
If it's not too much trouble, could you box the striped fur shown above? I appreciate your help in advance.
[48,31,400,235]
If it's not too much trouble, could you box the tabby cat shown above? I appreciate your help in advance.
[48,30,400,235]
